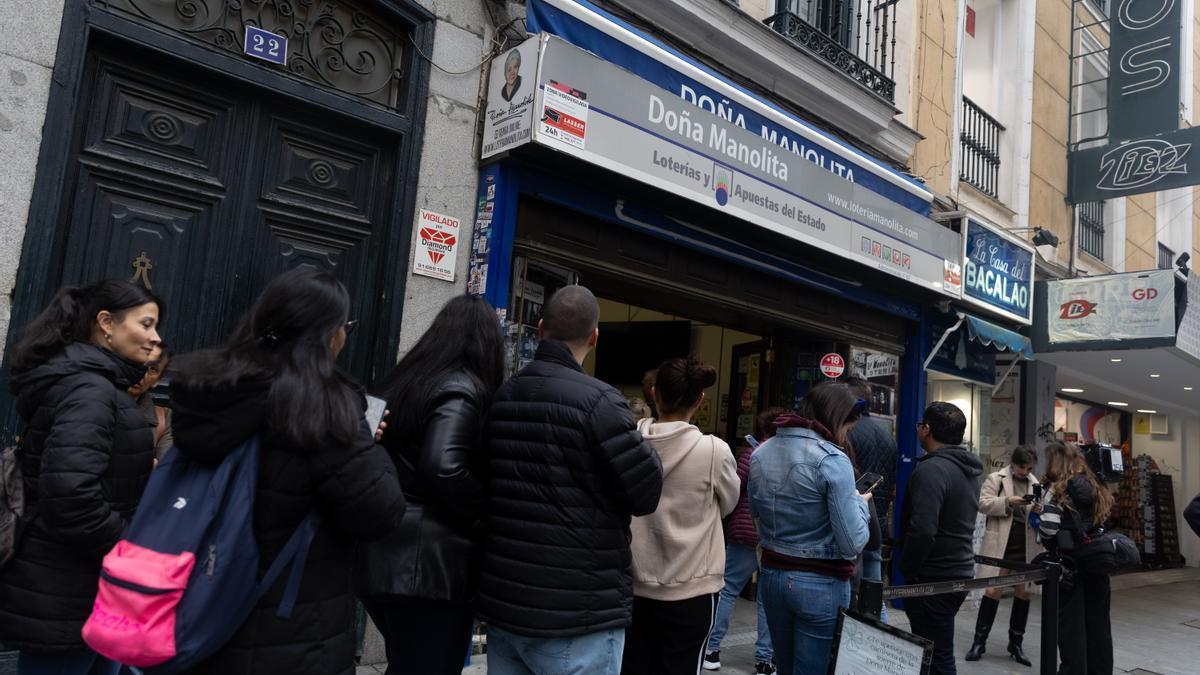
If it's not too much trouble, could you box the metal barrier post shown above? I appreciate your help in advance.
[1039,561,1062,675]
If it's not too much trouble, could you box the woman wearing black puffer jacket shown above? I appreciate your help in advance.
[168,268,405,675]
[0,280,163,675]
[357,295,505,674]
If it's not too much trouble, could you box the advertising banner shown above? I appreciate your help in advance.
[525,0,933,216]
[526,35,963,297]
[1047,269,1177,343]
[1108,0,1182,142]
[481,38,539,159]
[412,209,460,282]
[1069,125,1200,203]
[961,219,1035,325]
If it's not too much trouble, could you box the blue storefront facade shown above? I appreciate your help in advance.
[466,0,1035,542]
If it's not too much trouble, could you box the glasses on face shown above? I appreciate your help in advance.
[344,320,359,336]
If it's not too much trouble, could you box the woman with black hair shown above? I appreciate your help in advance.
[749,381,871,675]
[623,355,740,675]
[356,294,505,674]
[0,280,163,675]
[167,267,405,675]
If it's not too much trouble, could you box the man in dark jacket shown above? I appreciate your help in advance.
[478,285,663,673]
[899,401,983,675]
[846,377,898,527]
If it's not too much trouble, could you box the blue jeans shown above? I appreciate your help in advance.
[760,567,850,675]
[487,625,625,675]
[707,544,773,663]
[17,650,120,675]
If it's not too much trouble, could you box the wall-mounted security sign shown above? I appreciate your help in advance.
[961,219,1035,325]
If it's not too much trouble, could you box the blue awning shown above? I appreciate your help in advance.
[963,314,1034,360]
[923,312,1034,390]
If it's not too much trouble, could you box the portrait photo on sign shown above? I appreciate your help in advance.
[482,38,539,159]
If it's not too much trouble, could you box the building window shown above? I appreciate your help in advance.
[1158,244,1176,270]
[1078,201,1106,261]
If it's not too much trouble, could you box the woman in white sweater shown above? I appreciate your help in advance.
[623,355,741,675]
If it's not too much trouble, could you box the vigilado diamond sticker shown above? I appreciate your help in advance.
[413,209,461,282]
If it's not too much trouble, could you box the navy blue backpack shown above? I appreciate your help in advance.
[83,434,319,673]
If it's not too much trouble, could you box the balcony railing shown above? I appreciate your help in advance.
[765,0,900,102]
[960,96,1004,199]
[1079,201,1106,261]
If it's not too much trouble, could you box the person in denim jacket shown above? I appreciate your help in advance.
[749,382,871,675]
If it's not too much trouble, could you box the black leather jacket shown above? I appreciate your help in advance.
[355,372,487,602]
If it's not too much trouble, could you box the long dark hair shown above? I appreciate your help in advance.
[375,295,504,436]
[171,267,360,449]
[11,280,161,373]
[796,380,863,447]
[1043,441,1113,523]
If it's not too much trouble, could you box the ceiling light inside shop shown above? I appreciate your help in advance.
[1150,374,1161,378]
[1108,401,1129,407]
[1060,388,1084,393]
[1137,410,1158,414]
[1111,358,1123,362]
[1187,387,1195,391]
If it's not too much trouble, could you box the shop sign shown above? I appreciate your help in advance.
[482,38,539,159]
[522,35,963,297]
[413,209,460,282]
[961,219,1034,325]
[1068,1,1192,202]
[1107,0,1182,143]
[526,0,933,216]
[820,353,846,379]
[1046,269,1176,343]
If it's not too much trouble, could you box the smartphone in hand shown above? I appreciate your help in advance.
[856,471,884,494]
[365,395,387,436]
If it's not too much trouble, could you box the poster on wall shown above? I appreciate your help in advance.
[961,218,1035,325]
[481,38,539,159]
[412,209,461,282]
[1046,269,1177,343]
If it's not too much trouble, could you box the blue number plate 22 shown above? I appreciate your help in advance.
[244,26,287,66]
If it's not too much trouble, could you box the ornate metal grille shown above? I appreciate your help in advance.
[765,0,900,102]
[960,96,1004,199]
[97,0,408,109]
[1078,201,1106,261]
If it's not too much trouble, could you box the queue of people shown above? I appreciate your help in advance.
[0,274,1136,675]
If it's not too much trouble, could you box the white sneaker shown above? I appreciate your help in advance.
[702,650,721,670]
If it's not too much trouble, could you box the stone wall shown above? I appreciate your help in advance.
[0,0,67,357]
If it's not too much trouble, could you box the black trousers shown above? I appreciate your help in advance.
[622,593,717,675]
[363,596,474,675]
[904,579,968,675]
[1058,570,1113,675]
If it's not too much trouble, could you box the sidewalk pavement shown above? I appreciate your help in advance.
[357,567,1200,675]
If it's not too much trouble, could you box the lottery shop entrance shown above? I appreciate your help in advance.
[504,197,909,451]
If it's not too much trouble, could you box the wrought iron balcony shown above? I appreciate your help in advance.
[1078,201,1106,261]
[960,96,1004,199]
[765,0,899,103]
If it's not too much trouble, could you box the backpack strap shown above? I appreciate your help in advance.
[256,511,321,619]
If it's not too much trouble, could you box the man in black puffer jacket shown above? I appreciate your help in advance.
[478,285,663,673]
[899,401,983,675]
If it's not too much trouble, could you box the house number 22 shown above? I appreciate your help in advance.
[243,26,288,66]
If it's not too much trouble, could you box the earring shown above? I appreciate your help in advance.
[105,333,113,344]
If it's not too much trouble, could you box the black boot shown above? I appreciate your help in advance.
[966,596,999,661]
[1008,597,1033,667]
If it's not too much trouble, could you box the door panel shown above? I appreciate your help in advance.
[58,43,400,375]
